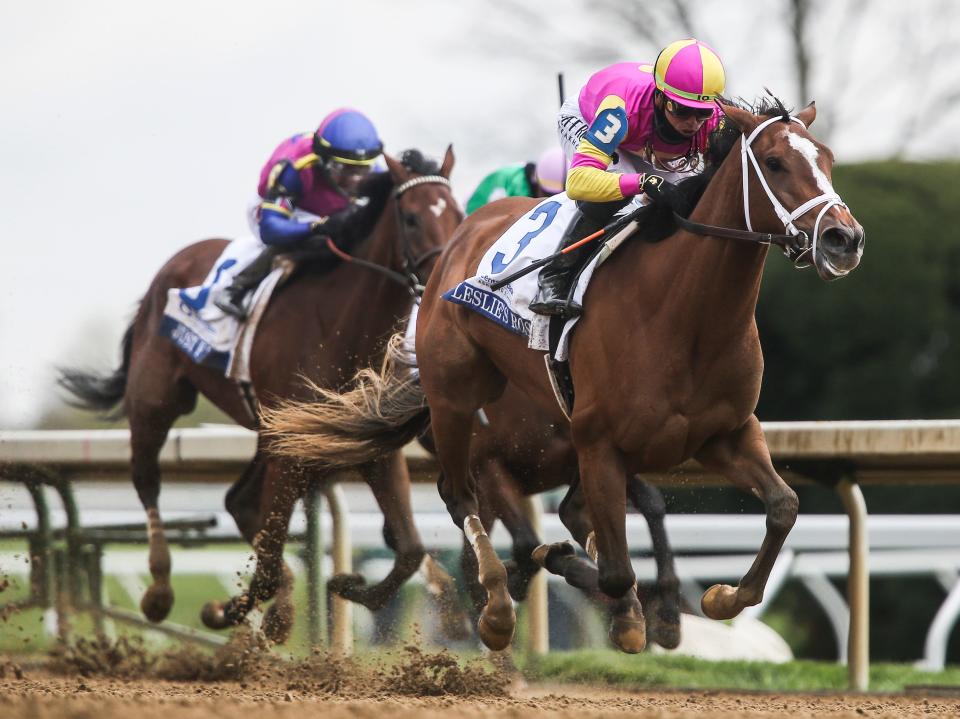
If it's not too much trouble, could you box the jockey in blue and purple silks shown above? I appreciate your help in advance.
[215,108,384,319]
[529,39,726,318]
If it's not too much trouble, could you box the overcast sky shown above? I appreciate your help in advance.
[2,0,957,428]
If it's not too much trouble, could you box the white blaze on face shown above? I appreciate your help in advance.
[430,197,447,217]
[787,132,836,196]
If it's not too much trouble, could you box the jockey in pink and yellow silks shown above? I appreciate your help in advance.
[530,39,726,318]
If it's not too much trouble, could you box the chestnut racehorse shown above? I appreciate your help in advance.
[261,98,864,652]
[58,149,462,640]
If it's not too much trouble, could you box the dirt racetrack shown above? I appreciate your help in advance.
[1,634,958,719]
[4,673,960,719]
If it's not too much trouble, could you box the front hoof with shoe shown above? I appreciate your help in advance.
[701,583,744,620]
[478,584,515,651]
[140,584,174,623]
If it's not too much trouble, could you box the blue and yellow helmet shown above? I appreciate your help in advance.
[313,108,383,165]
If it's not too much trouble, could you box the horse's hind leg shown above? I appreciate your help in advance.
[424,353,513,650]
[479,459,542,602]
[203,461,301,629]
[223,451,295,643]
[627,476,681,649]
[694,416,798,621]
[127,361,198,623]
[327,451,425,611]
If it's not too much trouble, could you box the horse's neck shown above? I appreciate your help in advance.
[617,156,768,335]
[358,198,402,269]
[683,157,769,311]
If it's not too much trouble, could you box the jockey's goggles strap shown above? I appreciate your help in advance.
[394,175,451,197]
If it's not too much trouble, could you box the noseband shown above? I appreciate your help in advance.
[675,114,848,271]
[326,174,452,296]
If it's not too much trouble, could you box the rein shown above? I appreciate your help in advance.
[676,114,847,270]
[326,174,451,296]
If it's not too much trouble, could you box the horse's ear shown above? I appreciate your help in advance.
[384,153,409,183]
[718,102,760,136]
[796,101,816,128]
[439,144,455,178]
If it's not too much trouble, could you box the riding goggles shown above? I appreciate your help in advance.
[665,99,714,121]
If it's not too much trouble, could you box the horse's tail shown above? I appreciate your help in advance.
[261,332,430,468]
[57,320,135,419]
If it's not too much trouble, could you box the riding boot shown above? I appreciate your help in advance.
[214,246,280,320]
[528,199,626,319]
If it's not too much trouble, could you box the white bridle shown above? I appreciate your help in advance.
[741,115,849,274]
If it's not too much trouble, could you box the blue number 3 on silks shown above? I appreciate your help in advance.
[490,201,562,274]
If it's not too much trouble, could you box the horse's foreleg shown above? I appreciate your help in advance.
[627,476,681,649]
[694,416,798,620]
[203,464,300,629]
[328,452,425,611]
[432,406,514,651]
[224,454,295,643]
[575,441,645,653]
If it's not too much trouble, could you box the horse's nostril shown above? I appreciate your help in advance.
[822,227,854,252]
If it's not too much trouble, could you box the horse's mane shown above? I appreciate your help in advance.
[636,96,796,244]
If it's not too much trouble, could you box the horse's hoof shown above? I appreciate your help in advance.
[140,583,174,623]
[263,600,294,644]
[609,612,646,654]
[477,585,515,651]
[701,583,743,620]
[531,541,575,570]
[328,572,367,599]
[645,596,682,650]
[201,600,232,630]
[647,617,682,650]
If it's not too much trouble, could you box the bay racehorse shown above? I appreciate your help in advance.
[58,148,462,641]
[267,355,684,648]
[261,98,864,652]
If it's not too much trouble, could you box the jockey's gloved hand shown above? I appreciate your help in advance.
[639,173,670,198]
[309,201,364,242]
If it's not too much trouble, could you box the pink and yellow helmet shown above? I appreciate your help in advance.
[653,39,725,109]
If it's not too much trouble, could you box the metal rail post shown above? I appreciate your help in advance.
[323,484,353,654]
[837,478,869,691]
[304,486,325,647]
[522,495,549,656]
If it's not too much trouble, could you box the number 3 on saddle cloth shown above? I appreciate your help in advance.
[442,193,643,418]
[159,236,288,383]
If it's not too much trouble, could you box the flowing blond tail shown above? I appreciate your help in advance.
[260,332,430,468]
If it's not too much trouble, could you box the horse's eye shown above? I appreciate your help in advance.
[765,156,783,172]
[404,213,419,228]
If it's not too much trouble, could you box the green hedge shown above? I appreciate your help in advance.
[756,161,960,420]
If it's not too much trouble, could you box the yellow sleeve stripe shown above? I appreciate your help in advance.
[292,153,320,171]
[566,166,625,203]
[595,93,627,116]
[261,202,292,217]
